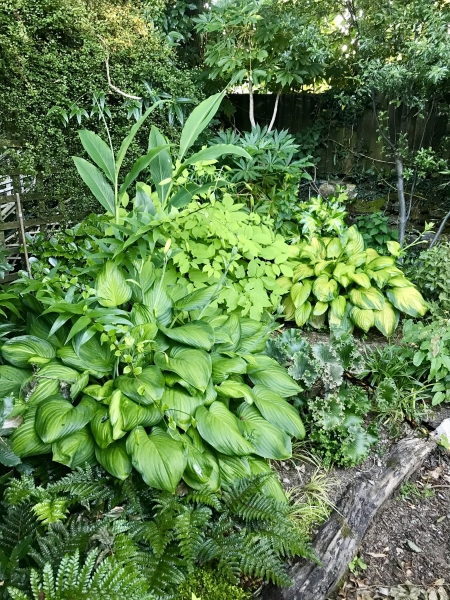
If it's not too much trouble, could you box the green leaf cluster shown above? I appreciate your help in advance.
[1,255,304,494]
[281,225,428,335]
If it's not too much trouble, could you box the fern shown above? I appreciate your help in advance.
[33,499,69,525]
[174,505,211,569]
[8,549,153,600]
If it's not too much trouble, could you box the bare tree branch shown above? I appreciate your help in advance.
[105,54,142,101]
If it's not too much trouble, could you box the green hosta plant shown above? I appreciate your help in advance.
[1,258,305,495]
[280,226,428,336]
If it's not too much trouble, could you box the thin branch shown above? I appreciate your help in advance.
[105,53,142,101]
[372,91,396,152]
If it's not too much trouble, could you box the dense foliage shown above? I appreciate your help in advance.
[0,0,198,220]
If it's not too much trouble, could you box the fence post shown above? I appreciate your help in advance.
[15,193,32,277]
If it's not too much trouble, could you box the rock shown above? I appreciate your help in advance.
[318,183,336,198]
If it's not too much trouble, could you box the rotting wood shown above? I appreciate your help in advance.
[262,434,436,600]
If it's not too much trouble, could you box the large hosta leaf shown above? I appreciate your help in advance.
[252,385,305,438]
[373,301,398,337]
[95,439,132,480]
[349,272,371,289]
[75,335,115,375]
[126,426,187,492]
[96,261,132,307]
[248,457,287,503]
[350,306,375,332]
[90,405,114,449]
[214,314,241,352]
[330,296,346,319]
[35,395,97,443]
[52,427,96,468]
[154,347,212,392]
[2,335,56,368]
[215,380,255,404]
[247,356,301,397]
[10,409,52,457]
[295,301,312,326]
[27,379,60,407]
[237,403,291,460]
[386,286,428,318]
[35,362,79,382]
[349,287,384,310]
[312,275,338,302]
[158,321,215,351]
[211,355,247,383]
[115,367,165,404]
[109,391,162,440]
[162,388,203,430]
[174,285,218,312]
[183,440,214,486]
[0,366,31,398]
[290,281,312,308]
[195,402,255,456]
[218,454,251,485]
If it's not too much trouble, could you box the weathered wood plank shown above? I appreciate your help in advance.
[262,434,436,600]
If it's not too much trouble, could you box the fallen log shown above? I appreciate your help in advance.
[263,433,436,600]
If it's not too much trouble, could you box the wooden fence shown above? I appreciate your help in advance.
[0,187,61,282]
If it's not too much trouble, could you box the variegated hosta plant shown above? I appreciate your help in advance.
[279,226,428,336]
[0,258,304,496]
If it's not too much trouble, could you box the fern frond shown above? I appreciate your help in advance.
[174,505,211,569]
[222,474,289,522]
[185,487,221,510]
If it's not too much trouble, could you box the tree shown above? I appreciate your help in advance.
[194,0,331,131]
[341,0,450,245]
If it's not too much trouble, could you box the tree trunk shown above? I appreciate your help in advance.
[261,434,436,600]
[395,155,407,246]
[248,76,256,129]
[267,91,281,132]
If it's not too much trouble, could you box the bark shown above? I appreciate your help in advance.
[262,434,436,600]
[267,91,281,133]
[248,76,256,129]
[430,208,450,248]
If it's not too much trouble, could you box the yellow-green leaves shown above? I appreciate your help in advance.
[96,261,132,308]
[312,275,338,302]
[386,286,428,318]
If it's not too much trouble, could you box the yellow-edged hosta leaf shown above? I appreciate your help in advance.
[386,287,428,318]
[387,276,413,288]
[333,263,355,287]
[368,268,392,288]
[277,275,293,290]
[312,275,338,302]
[373,301,398,337]
[313,301,329,316]
[367,256,395,271]
[344,225,365,254]
[350,306,375,332]
[314,260,332,276]
[295,301,312,326]
[331,296,346,319]
[96,261,132,307]
[365,248,379,263]
[349,286,384,310]
[283,295,296,320]
[293,264,314,280]
[290,280,312,308]
[349,272,371,289]
[326,238,343,259]
[347,251,367,267]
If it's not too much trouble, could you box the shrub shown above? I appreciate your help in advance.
[404,241,450,309]
[355,212,398,255]
[175,569,252,600]
[280,226,428,336]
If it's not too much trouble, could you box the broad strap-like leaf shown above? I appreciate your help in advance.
[90,405,114,449]
[161,387,204,431]
[119,145,169,196]
[126,426,187,492]
[148,126,173,204]
[178,91,225,161]
[179,144,251,170]
[73,157,115,214]
[174,285,218,312]
[195,402,255,456]
[78,130,115,182]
